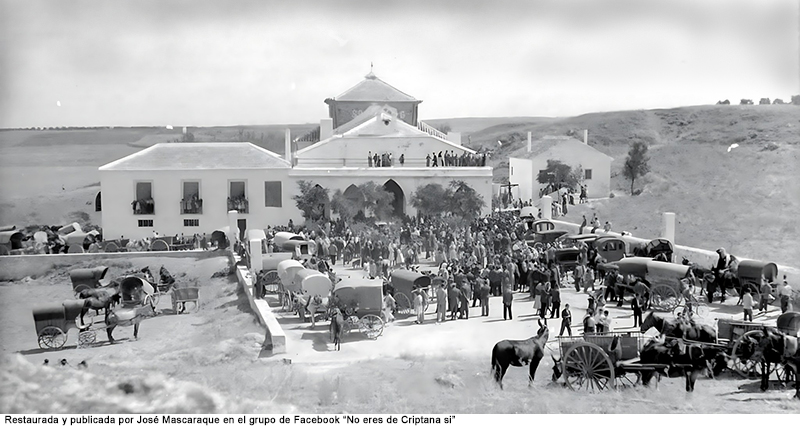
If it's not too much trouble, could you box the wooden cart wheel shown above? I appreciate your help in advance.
[395,293,413,315]
[359,314,384,340]
[731,330,767,377]
[672,302,710,319]
[262,271,281,294]
[650,284,680,312]
[38,326,67,349]
[344,316,360,335]
[77,329,97,348]
[562,342,616,392]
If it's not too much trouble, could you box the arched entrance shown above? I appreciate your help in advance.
[343,184,365,218]
[95,191,102,212]
[383,180,405,217]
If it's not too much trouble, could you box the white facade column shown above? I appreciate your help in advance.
[541,195,552,220]
[227,210,238,249]
[250,239,263,274]
[663,212,676,243]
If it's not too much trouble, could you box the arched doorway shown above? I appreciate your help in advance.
[95,191,102,212]
[383,180,405,216]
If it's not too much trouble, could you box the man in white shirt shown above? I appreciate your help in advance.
[742,289,754,322]
[780,278,793,313]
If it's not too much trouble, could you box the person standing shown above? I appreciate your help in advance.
[368,151,373,167]
[560,304,572,336]
[399,154,405,166]
[426,154,431,167]
[759,277,772,313]
[383,291,396,324]
[436,284,447,323]
[413,290,425,324]
[742,289,754,322]
[539,282,552,318]
[447,283,461,321]
[580,215,587,234]
[502,281,513,320]
[550,284,561,319]
[459,281,471,320]
[631,294,643,327]
[480,277,490,316]
[583,310,596,336]
[779,278,793,313]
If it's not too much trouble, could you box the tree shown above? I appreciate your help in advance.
[329,189,358,223]
[435,123,452,134]
[293,180,329,221]
[358,181,394,220]
[623,141,651,195]
[740,99,753,105]
[448,181,485,221]
[411,183,450,216]
[536,160,581,190]
[791,95,800,105]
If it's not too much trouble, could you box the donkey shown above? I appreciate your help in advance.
[491,319,549,389]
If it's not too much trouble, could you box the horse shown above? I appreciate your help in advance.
[640,311,717,343]
[77,288,120,326]
[329,307,344,351]
[104,303,154,344]
[491,319,549,389]
[754,325,800,399]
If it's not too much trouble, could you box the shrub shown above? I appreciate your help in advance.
[740,99,753,105]
[716,99,730,105]
[609,192,615,198]
[759,98,771,105]
[773,99,785,105]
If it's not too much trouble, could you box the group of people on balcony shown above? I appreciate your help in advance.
[131,198,155,215]
[228,196,249,213]
[367,151,402,167]
[182,194,203,214]
[426,150,487,167]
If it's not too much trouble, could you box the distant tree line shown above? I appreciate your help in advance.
[717,95,799,105]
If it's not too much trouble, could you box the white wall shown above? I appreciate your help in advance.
[531,144,611,199]
[100,168,300,240]
[509,158,534,202]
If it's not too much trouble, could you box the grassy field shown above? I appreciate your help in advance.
[0,105,797,265]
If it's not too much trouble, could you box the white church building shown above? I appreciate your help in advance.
[99,71,493,240]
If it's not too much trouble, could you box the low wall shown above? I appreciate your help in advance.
[0,250,220,281]
[550,220,800,282]
[231,252,287,356]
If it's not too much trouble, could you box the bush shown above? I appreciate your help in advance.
[740,99,753,105]
[759,98,771,105]
[773,99,785,105]
[609,192,615,198]
[716,99,730,105]
[761,143,779,152]
[791,95,800,105]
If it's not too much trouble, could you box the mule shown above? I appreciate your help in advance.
[491,319,549,389]
[105,303,153,343]
[640,311,716,343]
[754,326,800,399]
[329,307,345,351]
[78,289,120,325]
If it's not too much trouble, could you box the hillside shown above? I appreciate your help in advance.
[0,105,798,265]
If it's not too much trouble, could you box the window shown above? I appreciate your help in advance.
[585,169,593,180]
[228,181,248,213]
[138,219,153,227]
[133,182,154,214]
[265,181,282,207]
[184,219,199,227]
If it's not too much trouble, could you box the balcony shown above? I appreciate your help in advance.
[181,198,203,214]
[132,199,155,215]
[227,197,249,214]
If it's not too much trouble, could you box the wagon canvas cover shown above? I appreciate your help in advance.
[390,270,431,300]
[333,278,383,315]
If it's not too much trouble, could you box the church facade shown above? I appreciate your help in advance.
[99,71,493,240]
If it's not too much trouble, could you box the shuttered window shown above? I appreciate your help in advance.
[265,181,282,207]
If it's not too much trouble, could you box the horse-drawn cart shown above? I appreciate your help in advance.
[32,300,96,349]
[255,252,294,298]
[389,269,431,315]
[736,260,779,302]
[604,257,695,312]
[557,332,674,391]
[332,278,385,340]
[70,266,110,296]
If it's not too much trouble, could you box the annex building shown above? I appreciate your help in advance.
[99,71,493,240]
[508,135,612,203]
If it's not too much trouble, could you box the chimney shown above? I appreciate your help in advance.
[527,131,532,152]
[584,129,588,144]
[447,131,461,145]
[320,118,333,141]
[284,128,292,165]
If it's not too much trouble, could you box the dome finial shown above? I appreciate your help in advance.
[365,62,377,79]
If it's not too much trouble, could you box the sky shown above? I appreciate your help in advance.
[0,0,798,128]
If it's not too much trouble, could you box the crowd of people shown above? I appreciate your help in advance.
[264,211,667,336]
[426,150,487,167]
[367,151,400,167]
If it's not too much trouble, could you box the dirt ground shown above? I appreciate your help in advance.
[1,255,799,414]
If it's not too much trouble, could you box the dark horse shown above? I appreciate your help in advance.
[491,319,549,389]
[640,311,717,343]
[78,288,120,325]
[329,307,344,351]
[754,322,800,399]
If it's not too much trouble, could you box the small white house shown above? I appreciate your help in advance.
[509,136,613,202]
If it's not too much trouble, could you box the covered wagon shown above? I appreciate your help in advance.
[390,269,432,314]
[332,278,384,339]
